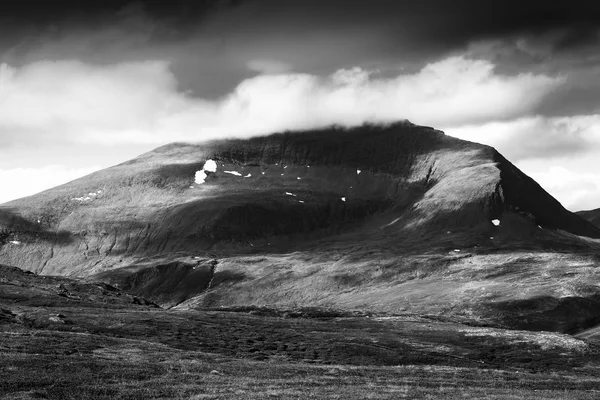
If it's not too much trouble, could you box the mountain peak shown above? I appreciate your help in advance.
[1,122,598,277]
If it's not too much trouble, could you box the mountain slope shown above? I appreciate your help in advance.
[1,122,600,331]
[2,122,598,275]
[577,208,600,228]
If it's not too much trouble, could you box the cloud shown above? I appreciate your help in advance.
[0,165,100,204]
[444,114,600,162]
[0,60,178,146]
[6,0,597,104]
[1,2,158,66]
[5,0,600,107]
[3,54,592,208]
[246,59,292,74]
[0,55,563,147]
[519,162,600,211]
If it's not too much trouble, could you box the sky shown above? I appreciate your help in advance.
[1,0,600,211]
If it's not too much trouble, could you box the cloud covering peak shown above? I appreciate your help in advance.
[0,55,563,146]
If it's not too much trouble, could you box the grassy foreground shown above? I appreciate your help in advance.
[2,263,600,399]
[2,308,600,400]
[2,328,600,400]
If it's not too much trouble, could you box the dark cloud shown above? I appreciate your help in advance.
[0,0,239,26]
[5,0,597,44]
[535,70,600,118]
[1,0,599,103]
[3,1,600,71]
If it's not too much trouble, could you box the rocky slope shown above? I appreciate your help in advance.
[1,122,600,331]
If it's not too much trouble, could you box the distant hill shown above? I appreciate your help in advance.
[2,121,600,332]
[577,208,600,228]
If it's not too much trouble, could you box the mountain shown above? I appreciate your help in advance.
[2,122,600,332]
[577,208,600,228]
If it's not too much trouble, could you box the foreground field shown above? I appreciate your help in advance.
[2,263,600,399]
[2,328,600,400]
[2,308,600,399]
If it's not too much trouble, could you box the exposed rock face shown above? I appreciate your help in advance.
[2,122,600,331]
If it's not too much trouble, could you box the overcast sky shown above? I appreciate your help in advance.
[1,0,600,211]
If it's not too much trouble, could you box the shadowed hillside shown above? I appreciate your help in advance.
[1,122,600,330]
[577,208,600,228]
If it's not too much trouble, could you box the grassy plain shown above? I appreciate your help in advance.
[2,303,600,398]
[2,263,600,399]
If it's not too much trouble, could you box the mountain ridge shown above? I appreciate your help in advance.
[1,121,599,274]
[2,121,600,332]
[2,121,598,275]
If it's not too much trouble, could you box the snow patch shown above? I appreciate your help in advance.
[297,177,301,180]
[195,159,218,184]
[224,171,242,176]
[261,172,265,175]
[285,192,297,197]
[341,197,346,202]
[203,159,217,173]
[244,173,251,178]
[357,169,361,174]
[490,237,494,239]
[491,219,500,226]
[194,170,208,184]
[9,240,21,245]
[453,249,461,252]
[298,200,305,203]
